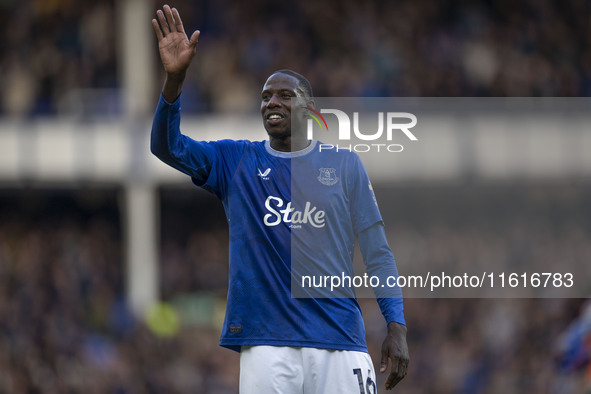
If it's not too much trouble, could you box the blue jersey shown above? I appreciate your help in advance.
[151,95,404,352]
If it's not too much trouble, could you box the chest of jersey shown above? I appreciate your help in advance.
[227,149,350,233]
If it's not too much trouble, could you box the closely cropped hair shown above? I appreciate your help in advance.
[275,69,314,100]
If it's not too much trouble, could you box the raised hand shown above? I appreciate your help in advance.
[152,5,200,101]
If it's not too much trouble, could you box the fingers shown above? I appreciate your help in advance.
[384,357,399,390]
[155,5,178,37]
[163,5,177,33]
[171,7,185,34]
[154,5,197,46]
[380,338,391,373]
[189,30,201,48]
[398,356,409,378]
[384,356,409,390]
[379,352,387,373]
[152,18,164,41]
[380,330,410,390]
[385,372,404,390]
[156,9,169,35]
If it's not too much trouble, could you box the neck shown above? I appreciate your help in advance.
[269,135,310,152]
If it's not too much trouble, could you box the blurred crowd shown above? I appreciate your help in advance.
[0,191,240,393]
[1,0,590,116]
[1,0,590,391]
[1,186,589,393]
[0,0,118,116]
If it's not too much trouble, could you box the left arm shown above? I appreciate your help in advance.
[358,223,409,390]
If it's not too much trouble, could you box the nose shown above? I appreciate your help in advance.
[267,93,281,108]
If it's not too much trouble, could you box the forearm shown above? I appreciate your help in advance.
[358,223,406,325]
[150,94,212,181]
[150,93,182,162]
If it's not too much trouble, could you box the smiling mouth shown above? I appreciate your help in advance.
[266,113,286,127]
[266,113,285,120]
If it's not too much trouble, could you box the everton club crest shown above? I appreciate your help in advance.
[317,168,339,186]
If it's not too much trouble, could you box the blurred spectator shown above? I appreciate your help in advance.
[556,300,591,393]
[0,0,118,116]
[2,0,590,391]
[1,185,590,392]
[0,190,238,393]
[156,184,591,393]
[1,0,590,116]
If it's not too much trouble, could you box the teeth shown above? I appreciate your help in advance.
[269,114,283,119]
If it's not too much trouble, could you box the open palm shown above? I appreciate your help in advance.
[152,5,200,76]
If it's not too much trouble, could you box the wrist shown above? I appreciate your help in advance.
[387,321,407,335]
[162,73,186,104]
[165,71,187,83]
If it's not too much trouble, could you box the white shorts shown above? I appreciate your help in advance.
[239,345,378,394]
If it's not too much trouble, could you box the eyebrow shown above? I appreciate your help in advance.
[261,88,297,96]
